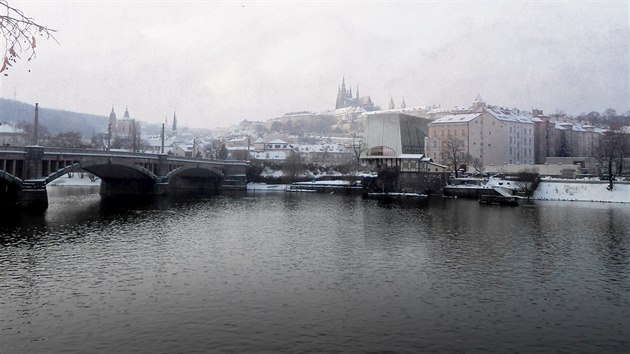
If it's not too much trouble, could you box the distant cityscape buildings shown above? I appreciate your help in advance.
[0,74,626,179]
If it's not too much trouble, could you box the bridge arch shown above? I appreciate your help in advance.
[166,165,224,180]
[80,163,159,183]
[165,166,224,194]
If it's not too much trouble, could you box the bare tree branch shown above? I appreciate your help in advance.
[0,0,58,74]
[445,136,464,177]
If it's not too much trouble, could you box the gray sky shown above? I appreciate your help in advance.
[1,1,628,128]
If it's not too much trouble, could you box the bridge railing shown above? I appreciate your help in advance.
[43,147,156,157]
[0,145,26,153]
[1,145,249,166]
[167,157,249,166]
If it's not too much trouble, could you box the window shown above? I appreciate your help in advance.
[367,146,396,156]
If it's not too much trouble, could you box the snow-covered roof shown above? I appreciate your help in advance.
[486,106,534,124]
[176,143,193,151]
[298,144,351,153]
[254,137,265,143]
[227,146,254,151]
[144,135,176,147]
[282,111,316,117]
[0,123,25,134]
[227,136,248,142]
[333,106,366,115]
[268,139,288,144]
[363,106,428,116]
[250,150,291,160]
[430,113,481,124]
[398,154,426,159]
[553,121,604,133]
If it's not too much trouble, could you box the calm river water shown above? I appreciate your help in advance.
[1,186,629,353]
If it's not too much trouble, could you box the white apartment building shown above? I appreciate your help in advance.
[427,98,535,170]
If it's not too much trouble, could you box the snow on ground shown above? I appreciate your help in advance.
[247,182,289,191]
[293,180,354,186]
[48,173,101,187]
[533,179,630,203]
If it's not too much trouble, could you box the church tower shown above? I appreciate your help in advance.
[473,94,486,112]
[335,77,347,109]
[389,96,395,109]
[172,111,178,132]
[334,77,376,111]
[108,106,118,139]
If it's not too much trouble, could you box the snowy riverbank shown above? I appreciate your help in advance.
[48,174,101,187]
[532,179,630,203]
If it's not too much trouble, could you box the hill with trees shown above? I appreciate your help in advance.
[0,98,108,136]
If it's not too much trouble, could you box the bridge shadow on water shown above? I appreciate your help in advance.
[0,187,245,247]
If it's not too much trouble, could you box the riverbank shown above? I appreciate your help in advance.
[47,173,101,186]
[532,179,630,203]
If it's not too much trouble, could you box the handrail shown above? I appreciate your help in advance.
[0,146,248,166]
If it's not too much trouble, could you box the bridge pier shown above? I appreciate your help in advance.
[16,181,48,211]
[25,146,44,179]
[100,179,167,196]
[168,175,222,194]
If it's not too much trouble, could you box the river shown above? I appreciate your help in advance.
[1,186,629,353]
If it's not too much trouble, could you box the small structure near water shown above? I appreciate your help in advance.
[286,180,364,194]
[478,194,520,206]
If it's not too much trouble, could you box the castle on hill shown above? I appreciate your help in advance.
[335,77,377,111]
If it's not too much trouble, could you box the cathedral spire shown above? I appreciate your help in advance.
[123,106,130,118]
[401,97,406,109]
[356,85,359,99]
[172,110,178,131]
[340,76,346,94]
[389,96,395,109]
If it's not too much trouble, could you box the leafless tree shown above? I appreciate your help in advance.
[595,122,628,191]
[283,153,302,182]
[351,138,366,166]
[466,154,485,175]
[1,1,58,74]
[445,137,464,177]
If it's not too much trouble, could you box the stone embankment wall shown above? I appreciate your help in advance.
[398,172,447,196]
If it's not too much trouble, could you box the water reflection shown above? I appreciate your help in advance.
[1,189,629,352]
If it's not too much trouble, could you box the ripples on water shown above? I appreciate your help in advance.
[1,187,629,353]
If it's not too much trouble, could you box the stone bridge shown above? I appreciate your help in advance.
[0,146,248,210]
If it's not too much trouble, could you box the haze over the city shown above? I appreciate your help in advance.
[0,1,628,128]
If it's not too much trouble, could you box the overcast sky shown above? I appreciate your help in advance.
[1,1,628,128]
